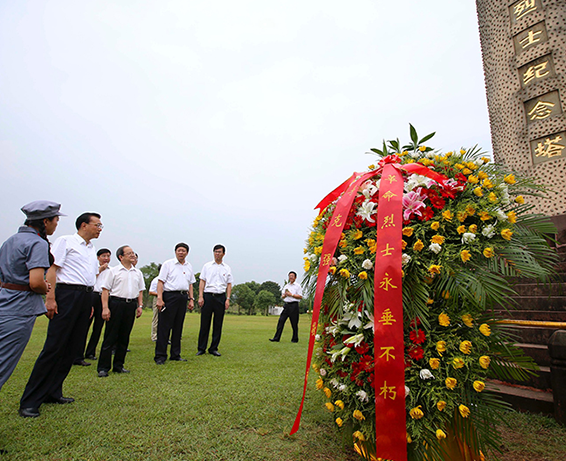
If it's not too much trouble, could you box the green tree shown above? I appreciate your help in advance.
[254,290,276,316]
[232,284,256,315]
[140,262,161,307]
[259,281,281,303]
[193,272,201,313]
[244,281,261,295]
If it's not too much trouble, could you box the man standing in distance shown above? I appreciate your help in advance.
[149,264,161,342]
[269,271,302,343]
[19,212,102,418]
[197,245,233,357]
[154,243,195,364]
[97,246,144,377]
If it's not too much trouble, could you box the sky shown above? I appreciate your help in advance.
[0,0,492,286]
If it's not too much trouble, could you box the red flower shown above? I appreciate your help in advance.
[420,206,435,221]
[337,370,348,378]
[355,342,370,355]
[429,195,446,210]
[409,329,426,344]
[408,346,424,361]
[360,354,373,372]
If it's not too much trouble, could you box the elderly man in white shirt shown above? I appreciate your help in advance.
[20,212,102,418]
[97,246,144,377]
[197,244,233,357]
[154,243,195,364]
[269,271,303,343]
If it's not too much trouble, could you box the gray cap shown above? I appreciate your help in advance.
[21,201,66,220]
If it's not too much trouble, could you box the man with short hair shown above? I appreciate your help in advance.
[197,245,233,357]
[149,264,161,342]
[19,212,102,418]
[97,246,144,377]
[155,243,195,364]
[269,271,303,343]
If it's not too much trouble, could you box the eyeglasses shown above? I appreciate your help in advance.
[93,223,104,230]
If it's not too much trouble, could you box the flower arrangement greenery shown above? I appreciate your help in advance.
[303,127,557,461]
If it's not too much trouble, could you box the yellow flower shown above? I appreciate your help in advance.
[443,290,450,299]
[427,298,434,305]
[467,175,479,184]
[335,417,343,427]
[478,211,491,221]
[413,240,424,252]
[460,149,466,155]
[466,161,478,170]
[469,224,478,233]
[365,238,376,248]
[429,358,440,369]
[368,164,376,170]
[339,268,350,278]
[430,221,440,231]
[483,178,494,189]
[465,205,476,216]
[461,314,474,327]
[504,174,516,184]
[314,246,323,255]
[438,312,450,326]
[473,187,483,197]
[483,247,495,258]
[316,378,324,390]
[437,400,447,411]
[338,239,347,248]
[462,168,472,175]
[325,402,334,412]
[354,246,365,255]
[303,248,307,254]
[407,433,412,443]
[328,266,337,275]
[459,404,470,418]
[401,150,408,156]
[479,355,491,369]
[429,265,442,275]
[431,235,445,244]
[419,145,427,152]
[323,387,331,399]
[457,225,466,234]
[353,431,365,441]
[460,250,471,263]
[442,210,453,221]
[515,195,525,204]
[402,239,407,250]
[445,377,457,390]
[409,406,424,420]
[353,229,363,240]
[473,381,485,392]
[436,341,447,354]
[353,410,365,421]
[402,227,414,237]
[455,163,465,170]
[460,341,472,355]
[479,323,491,336]
[453,358,465,369]
[312,363,319,372]
[488,192,498,203]
[457,211,468,222]
[304,260,311,272]
[501,229,513,241]
[507,211,517,224]
[481,156,490,163]
[436,429,447,440]
[358,271,368,280]
[335,400,344,410]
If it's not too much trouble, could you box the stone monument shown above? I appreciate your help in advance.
[475,0,566,234]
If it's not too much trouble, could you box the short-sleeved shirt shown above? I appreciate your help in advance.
[94,266,111,293]
[158,258,196,292]
[200,261,233,294]
[282,282,303,303]
[0,226,50,317]
[51,233,98,286]
[149,276,158,294]
[102,264,145,299]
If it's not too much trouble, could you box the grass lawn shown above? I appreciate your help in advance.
[2,313,566,461]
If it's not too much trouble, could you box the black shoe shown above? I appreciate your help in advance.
[0,448,7,454]
[45,396,74,404]
[269,338,279,342]
[98,370,109,377]
[291,339,299,343]
[113,368,130,373]
[170,358,187,362]
[85,355,97,360]
[126,349,131,352]
[74,360,91,366]
[209,350,221,357]
[155,360,165,365]
[196,351,205,356]
[19,407,40,418]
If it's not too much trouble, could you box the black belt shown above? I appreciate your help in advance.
[110,296,137,303]
[57,283,94,292]
[166,290,189,295]
[205,292,226,297]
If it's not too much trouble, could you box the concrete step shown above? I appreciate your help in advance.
[487,380,553,415]
[495,296,566,311]
[492,309,566,321]
[515,342,550,367]
[504,325,562,345]
[501,365,551,390]
[512,282,566,297]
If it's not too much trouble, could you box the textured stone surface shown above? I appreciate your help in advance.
[476,0,566,216]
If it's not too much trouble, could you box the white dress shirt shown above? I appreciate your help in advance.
[158,258,196,292]
[51,233,98,286]
[103,264,145,299]
[282,282,303,303]
[200,261,233,294]
[149,276,158,293]
[94,267,111,293]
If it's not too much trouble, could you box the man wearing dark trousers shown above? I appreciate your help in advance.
[154,243,195,364]
[197,244,233,357]
[97,246,143,377]
[19,212,102,418]
[270,271,303,343]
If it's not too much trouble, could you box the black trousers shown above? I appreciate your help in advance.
[20,285,92,409]
[84,292,104,359]
[273,302,299,341]
[97,297,137,372]
[198,292,226,353]
[154,291,187,362]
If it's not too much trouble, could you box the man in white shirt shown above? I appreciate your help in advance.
[269,271,303,343]
[197,244,233,357]
[148,265,161,342]
[155,243,195,364]
[97,246,144,377]
[20,212,102,418]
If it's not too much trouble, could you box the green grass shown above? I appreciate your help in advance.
[0,313,358,461]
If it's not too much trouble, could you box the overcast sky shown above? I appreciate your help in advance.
[0,0,491,286]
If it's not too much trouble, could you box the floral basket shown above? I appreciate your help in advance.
[299,127,557,461]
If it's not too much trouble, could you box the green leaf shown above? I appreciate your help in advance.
[418,132,436,144]
[409,124,418,144]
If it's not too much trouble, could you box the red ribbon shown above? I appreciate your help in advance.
[291,156,447,461]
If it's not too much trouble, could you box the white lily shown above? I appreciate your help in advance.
[461,232,476,244]
[482,224,496,239]
[356,390,369,403]
[419,369,434,380]
[362,259,373,270]
[363,311,374,330]
[343,333,365,348]
[429,243,442,254]
[356,201,377,223]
